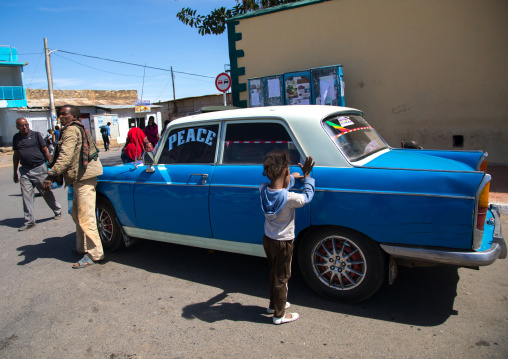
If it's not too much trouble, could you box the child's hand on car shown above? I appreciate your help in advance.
[298,156,315,177]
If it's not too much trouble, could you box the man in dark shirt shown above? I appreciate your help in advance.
[54,125,60,144]
[13,118,62,231]
[101,122,111,151]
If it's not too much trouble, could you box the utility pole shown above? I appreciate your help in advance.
[171,66,176,101]
[44,38,57,130]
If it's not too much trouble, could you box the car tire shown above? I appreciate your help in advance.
[96,197,123,252]
[298,227,386,303]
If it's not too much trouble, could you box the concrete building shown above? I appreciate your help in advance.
[1,89,163,148]
[0,46,28,145]
[155,93,233,123]
[226,0,508,163]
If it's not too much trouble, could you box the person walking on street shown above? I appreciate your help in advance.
[121,127,153,164]
[12,118,62,231]
[42,105,104,269]
[144,116,159,146]
[54,125,60,143]
[101,122,111,151]
[45,129,55,155]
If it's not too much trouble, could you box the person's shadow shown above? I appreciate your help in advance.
[182,291,269,324]
[0,216,58,230]
[16,233,77,265]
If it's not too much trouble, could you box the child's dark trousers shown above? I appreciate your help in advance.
[263,235,294,318]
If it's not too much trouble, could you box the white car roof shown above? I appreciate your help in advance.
[167,105,365,167]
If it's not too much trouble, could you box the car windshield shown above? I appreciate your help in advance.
[323,115,388,162]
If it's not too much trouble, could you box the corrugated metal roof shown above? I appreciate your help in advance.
[27,98,137,108]
[99,104,162,109]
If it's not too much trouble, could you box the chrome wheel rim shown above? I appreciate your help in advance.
[311,235,367,291]
[96,208,114,243]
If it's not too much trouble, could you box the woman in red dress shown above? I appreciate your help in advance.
[121,127,153,163]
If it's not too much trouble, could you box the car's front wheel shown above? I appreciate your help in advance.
[299,227,386,303]
[96,197,123,252]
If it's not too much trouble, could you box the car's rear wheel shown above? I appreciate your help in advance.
[299,227,385,303]
[96,197,123,252]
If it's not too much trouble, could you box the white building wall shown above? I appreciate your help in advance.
[0,108,51,146]
[92,108,161,146]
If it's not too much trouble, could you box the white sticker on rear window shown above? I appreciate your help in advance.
[338,117,354,127]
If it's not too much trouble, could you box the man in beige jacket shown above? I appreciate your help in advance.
[42,104,104,269]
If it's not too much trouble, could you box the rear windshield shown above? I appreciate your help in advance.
[322,115,388,162]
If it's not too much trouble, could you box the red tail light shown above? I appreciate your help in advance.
[476,181,490,231]
[477,153,488,172]
[479,159,488,173]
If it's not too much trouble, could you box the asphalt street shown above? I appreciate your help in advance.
[0,147,506,358]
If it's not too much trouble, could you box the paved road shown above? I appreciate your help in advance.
[0,148,506,358]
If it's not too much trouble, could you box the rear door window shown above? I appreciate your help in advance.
[222,122,301,164]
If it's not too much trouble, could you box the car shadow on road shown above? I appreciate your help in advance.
[16,233,77,265]
[105,239,459,327]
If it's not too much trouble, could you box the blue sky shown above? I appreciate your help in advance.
[2,0,233,102]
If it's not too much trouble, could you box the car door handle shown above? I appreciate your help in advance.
[191,173,209,185]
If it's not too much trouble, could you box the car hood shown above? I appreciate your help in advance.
[363,150,474,171]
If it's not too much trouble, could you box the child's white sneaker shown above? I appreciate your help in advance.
[266,302,290,314]
[273,312,299,325]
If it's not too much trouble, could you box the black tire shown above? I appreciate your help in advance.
[96,197,123,252]
[298,227,386,303]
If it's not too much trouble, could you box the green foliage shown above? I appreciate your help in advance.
[176,1,301,35]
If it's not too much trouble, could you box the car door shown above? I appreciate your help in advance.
[134,123,220,238]
[209,120,309,246]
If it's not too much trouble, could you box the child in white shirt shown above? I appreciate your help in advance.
[259,150,315,324]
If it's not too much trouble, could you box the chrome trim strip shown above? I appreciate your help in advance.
[97,181,134,185]
[314,188,474,200]
[356,164,483,174]
[473,174,491,249]
[207,184,473,199]
[380,242,502,267]
[122,226,266,258]
[477,152,488,171]
[99,181,474,199]
[490,205,506,259]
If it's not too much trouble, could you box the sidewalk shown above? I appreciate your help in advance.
[489,165,508,208]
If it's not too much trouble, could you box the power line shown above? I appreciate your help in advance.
[54,52,164,78]
[27,49,44,88]
[55,49,215,79]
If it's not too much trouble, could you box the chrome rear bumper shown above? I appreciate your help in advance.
[381,205,506,267]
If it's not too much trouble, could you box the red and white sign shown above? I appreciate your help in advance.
[215,73,231,93]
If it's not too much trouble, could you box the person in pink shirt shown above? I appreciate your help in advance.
[144,116,159,146]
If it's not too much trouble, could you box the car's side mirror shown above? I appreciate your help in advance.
[144,152,155,173]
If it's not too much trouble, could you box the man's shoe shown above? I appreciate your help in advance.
[54,213,62,220]
[18,223,35,231]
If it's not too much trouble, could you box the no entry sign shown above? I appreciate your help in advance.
[215,73,231,92]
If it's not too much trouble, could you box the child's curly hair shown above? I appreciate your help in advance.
[263,150,290,181]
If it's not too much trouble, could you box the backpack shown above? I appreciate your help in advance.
[100,126,107,134]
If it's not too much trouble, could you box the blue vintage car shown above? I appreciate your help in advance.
[96,105,506,302]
